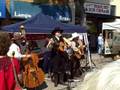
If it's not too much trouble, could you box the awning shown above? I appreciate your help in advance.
[102,19,120,30]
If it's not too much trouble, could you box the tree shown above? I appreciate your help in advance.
[33,0,86,26]
[75,0,86,27]
[64,0,86,26]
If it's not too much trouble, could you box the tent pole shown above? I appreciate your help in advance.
[83,33,96,70]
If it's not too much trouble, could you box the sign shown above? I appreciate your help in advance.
[0,0,6,18]
[84,2,111,15]
[10,1,71,21]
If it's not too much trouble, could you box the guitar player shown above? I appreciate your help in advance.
[69,32,82,78]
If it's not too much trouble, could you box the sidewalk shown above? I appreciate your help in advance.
[44,77,83,90]
[44,53,113,90]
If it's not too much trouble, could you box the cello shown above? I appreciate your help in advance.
[22,51,45,88]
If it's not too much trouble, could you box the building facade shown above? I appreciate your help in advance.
[0,0,117,52]
[76,0,116,52]
[0,0,71,26]
[110,0,120,17]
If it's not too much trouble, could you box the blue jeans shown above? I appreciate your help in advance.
[98,44,103,54]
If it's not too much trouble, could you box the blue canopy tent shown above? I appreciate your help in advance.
[2,13,86,34]
[2,13,95,69]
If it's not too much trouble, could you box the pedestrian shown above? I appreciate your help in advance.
[97,33,104,55]
[0,32,21,90]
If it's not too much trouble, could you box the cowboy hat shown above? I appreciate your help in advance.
[51,27,63,35]
[69,32,79,40]
[20,25,25,29]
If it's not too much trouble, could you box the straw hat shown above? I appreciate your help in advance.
[63,37,71,45]
[69,32,79,40]
[20,25,25,29]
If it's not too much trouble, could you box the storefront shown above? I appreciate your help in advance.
[85,2,115,33]
[76,2,116,52]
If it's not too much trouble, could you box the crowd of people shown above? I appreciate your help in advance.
[0,26,86,90]
[45,27,86,87]
[0,25,111,90]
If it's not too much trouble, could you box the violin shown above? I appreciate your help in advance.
[22,52,45,88]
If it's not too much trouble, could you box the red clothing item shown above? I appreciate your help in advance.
[0,57,20,90]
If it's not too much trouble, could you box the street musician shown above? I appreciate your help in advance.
[69,32,82,78]
[46,27,70,87]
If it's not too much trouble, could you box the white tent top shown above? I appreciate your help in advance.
[102,19,120,31]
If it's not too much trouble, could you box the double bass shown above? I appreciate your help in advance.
[22,52,45,88]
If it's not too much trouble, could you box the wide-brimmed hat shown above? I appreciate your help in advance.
[20,25,25,29]
[51,27,63,35]
[69,32,79,40]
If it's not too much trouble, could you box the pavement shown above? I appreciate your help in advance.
[44,53,113,90]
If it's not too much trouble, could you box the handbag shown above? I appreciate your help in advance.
[11,58,27,90]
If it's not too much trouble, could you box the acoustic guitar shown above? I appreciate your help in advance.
[22,53,45,88]
[74,50,82,59]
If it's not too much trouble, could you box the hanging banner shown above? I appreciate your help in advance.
[10,1,71,21]
[0,0,6,18]
[84,2,111,15]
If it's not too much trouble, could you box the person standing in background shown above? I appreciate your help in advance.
[97,33,104,55]
[19,25,26,39]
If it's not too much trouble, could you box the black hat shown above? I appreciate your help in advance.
[51,27,63,35]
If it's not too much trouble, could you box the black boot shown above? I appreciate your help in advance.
[59,73,65,85]
[53,73,59,87]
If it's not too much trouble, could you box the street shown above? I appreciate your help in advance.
[44,53,113,90]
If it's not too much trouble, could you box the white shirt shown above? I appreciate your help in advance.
[98,36,104,45]
[7,43,22,59]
